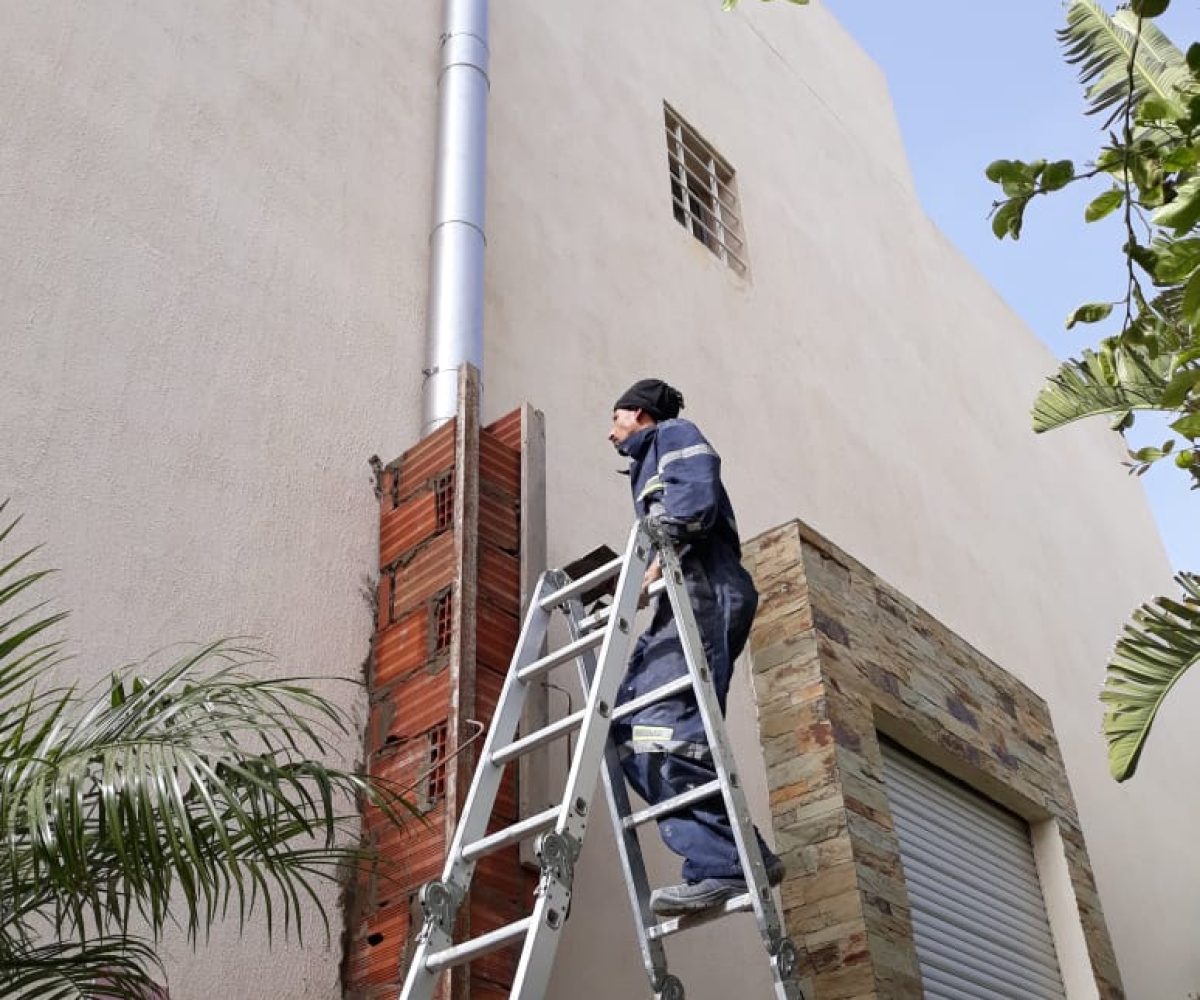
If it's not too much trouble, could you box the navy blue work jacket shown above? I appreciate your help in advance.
[617,418,741,553]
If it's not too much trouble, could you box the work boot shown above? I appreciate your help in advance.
[650,855,785,917]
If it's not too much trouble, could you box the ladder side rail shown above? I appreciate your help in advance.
[508,522,652,1000]
[655,530,803,1000]
[398,571,557,1000]
[564,595,673,999]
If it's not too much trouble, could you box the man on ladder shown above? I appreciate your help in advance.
[608,378,785,916]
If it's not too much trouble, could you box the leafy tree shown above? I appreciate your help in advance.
[986,0,1200,780]
[0,502,406,998]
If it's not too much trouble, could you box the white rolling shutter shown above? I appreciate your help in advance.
[880,741,1067,1000]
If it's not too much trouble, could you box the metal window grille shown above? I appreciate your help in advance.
[433,590,453,654]
[425,722,448,806]
[664,103,747,275]
[434,473,454,532]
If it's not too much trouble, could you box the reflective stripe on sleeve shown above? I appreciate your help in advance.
[637,474,665,502]
[657,442,717,473]
[618,738,714,762]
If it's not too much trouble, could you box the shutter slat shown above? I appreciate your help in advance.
[892,811,1052,912]
[881,742,1066,999]
[885,765,1036,870]
[901,867,1061,960]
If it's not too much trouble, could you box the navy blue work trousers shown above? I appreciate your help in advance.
[613,542,778,882]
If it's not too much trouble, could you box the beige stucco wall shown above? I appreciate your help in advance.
[1,3,437,997]
[2,1,1195,998]
[480,2,1197,999]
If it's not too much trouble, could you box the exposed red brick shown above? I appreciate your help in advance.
[485,410,522,450]
[479,490,519,553]
[468,889,526,985]
[377,467,399,517]
[393,532,456,617]
[476,664,506,723]
[469,981,511,1000]
[480,431,520,497]
[393,420,457,499]
[355,406,533,1000]
[380,488,440,567]
[346,901,411,986]
[373,607,429,689]
[375,573,393,632]
[475,846,534,905]
[373,670,450,747]
[479,545,520,614]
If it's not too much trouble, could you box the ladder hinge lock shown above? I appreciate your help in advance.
[535,830,582,894]
[657,974,686,1000]
[772,938,799,980]
[418,880,463,938]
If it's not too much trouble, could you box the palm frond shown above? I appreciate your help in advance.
[2,644,410,947]
[0,503,414,994]
[1032,347,1169,432]
[1102,573,1200,781]
[0,935,164,1000]
[1059,0,1189,127]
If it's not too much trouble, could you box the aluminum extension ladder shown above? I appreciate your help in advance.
[397,518,804,1000]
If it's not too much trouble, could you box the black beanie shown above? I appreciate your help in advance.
[613,379,685,421]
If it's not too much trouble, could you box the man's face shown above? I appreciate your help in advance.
[609,408,645,448]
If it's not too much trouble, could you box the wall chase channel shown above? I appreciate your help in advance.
[742,520,1123,1000]
[345,367,535,1000]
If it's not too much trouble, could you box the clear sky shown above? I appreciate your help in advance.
[820,0,1200,572]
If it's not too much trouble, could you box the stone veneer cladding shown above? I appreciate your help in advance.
[742,520,1123,1000]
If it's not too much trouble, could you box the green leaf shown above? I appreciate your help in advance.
[1149,237,1200,284]
[1182,268,1200,327]
[1176,448,1194,467]
[1170,411,1200,437]
[1065,302,1114,328]
[1060,1,1189,128]
[1130,0,1170,17]
[991,199,1027,240]
[1138,95,1175,121]
[1159,368,1200,407]
[985,159,1023,183]
[1162,145,1200,171]
[1103,572,1200,782]
[1041,159,1075,191]
[1188,42,1200,76]
[1032,348,1170,432]
[1085,188,1124,222]
[1154,176,1200,235]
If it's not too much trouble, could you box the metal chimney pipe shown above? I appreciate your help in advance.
[422,0,490,434]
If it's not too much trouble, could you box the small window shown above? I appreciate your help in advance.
[664,103,747,276]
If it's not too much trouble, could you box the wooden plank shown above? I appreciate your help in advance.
[446,364,480,1000]
[517,404,549,868]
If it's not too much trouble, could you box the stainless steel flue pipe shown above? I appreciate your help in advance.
[422,0,490,433]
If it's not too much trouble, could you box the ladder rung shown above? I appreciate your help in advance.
[646,892,753,941]
[425,916,533,972]
[516,630,605,682]
[623,779,722,830]
[461,805,559,862]
[610,676,692,723]
[578,577,666,631]
[540,556,625,609]
[492,708,587,766]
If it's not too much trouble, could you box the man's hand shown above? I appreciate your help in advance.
[639,557,663,609]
